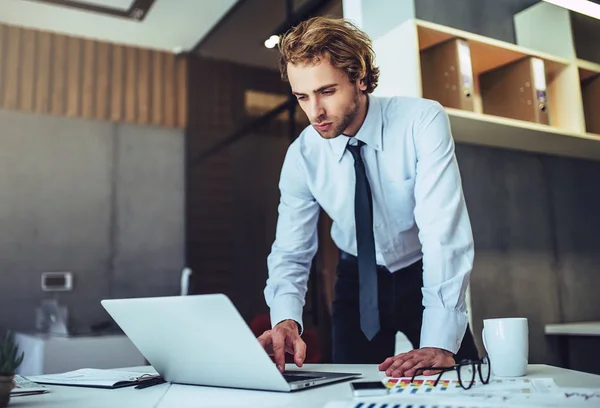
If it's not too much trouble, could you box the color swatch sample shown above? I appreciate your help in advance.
[384,378,465,394]
[383,377,555,395]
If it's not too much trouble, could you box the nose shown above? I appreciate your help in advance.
[308,99,325,122]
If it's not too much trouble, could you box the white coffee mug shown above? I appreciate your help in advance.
[482,317,529,377]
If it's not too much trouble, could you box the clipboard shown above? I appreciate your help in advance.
[26,368,163,389]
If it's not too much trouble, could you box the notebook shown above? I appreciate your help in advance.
[27,368,161,389]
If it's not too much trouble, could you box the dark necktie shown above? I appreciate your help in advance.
[346,140,380,341]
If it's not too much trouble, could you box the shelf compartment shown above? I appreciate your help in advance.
[479,56,549,125]
[416,20,569,77]
[581,73,600,135]
[578,59,600,82]
[570,11,600,65]
[416,20,574,131]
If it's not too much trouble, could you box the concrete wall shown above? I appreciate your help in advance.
[458,145,600,372]
[0,109,185,334]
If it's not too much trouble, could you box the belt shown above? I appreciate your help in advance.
[339,250,388,271]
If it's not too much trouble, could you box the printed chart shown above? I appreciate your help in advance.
[385,378,463,394]
[384,377,556,395]
[352,403,492,408]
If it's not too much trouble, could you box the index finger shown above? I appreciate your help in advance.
[293,337,306,367]
[271,328,286,373]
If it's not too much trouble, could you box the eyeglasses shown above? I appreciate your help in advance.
[410,355,491,390]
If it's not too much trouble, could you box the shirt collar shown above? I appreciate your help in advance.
[329,94,383,162]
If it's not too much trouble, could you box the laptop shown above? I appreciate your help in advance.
[100,293,361,392]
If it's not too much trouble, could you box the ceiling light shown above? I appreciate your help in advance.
[543,0,600,19]
[264,35,280,49]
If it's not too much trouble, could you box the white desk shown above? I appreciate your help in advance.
[14,364,600,408]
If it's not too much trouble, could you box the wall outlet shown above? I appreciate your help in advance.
[41,272,73,292]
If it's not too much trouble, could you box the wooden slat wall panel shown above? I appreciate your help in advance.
[137,48,150,124]
[95,42,110,120]
[37,32,52,114]
[0,22,187,128]
[124,46,137,123]
[81,39,96,119]
[50,33,66,116]
[4,26,21,110]
[151,51,164,126]
[177,57,187,128]
[66,36,82,117]
[110,44,124,122]
[0,26,5,99]
[20,29,36,111]
[164,54,176,128]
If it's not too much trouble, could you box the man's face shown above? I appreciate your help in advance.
[287,58,367,139]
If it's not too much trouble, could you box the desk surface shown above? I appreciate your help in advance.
[545,321,600,336]
[15,364,600,408]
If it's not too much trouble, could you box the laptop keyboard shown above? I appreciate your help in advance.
[282,374,323,383]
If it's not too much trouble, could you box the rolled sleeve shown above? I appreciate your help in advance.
[421,302,469,353]
[412,101,474,354]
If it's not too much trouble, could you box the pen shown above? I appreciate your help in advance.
[135,377,166,389]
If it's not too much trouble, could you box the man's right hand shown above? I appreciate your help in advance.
[257,319,306,373]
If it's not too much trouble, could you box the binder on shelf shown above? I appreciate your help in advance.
[479,56,550,125]
[582,73,600,135]
[420,38,475,111]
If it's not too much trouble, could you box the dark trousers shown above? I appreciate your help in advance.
[332,251,479,364]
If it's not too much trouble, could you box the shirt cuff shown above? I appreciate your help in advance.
[269,294,304,336]
[420,307,468,355]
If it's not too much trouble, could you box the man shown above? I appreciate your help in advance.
[257,16,479,378]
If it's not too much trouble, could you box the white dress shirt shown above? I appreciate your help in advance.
[264,95,474,354]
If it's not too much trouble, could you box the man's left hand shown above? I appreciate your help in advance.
[379,347,454,378]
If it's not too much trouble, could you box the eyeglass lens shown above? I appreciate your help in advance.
[479,356,491,384]
[458,362,475,390]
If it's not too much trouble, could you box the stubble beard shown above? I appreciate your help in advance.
[314,89,360,139]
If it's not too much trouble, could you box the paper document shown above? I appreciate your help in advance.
[559,388,600,401]
[324,379,600,408]
[324,401,535,408]
[11,375,49,396]
[27,368,160,389]
[384,376,557,395]
[465,387,600,406]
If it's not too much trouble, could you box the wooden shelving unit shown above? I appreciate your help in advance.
[515,2,600,140]
[576,59,600,136]
[370,3,600,161]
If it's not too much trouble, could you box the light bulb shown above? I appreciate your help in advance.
[264,35,280,49]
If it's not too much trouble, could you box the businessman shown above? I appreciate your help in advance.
[258,16,479,377]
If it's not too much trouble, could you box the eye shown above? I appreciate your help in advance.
[296,95,307,101]
[322,90,334,95]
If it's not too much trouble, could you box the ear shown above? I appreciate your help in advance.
[358,76,368,92]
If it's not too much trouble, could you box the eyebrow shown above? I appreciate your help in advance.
[292,83,338,96]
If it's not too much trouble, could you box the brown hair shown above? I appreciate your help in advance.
[278,16,380,94]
